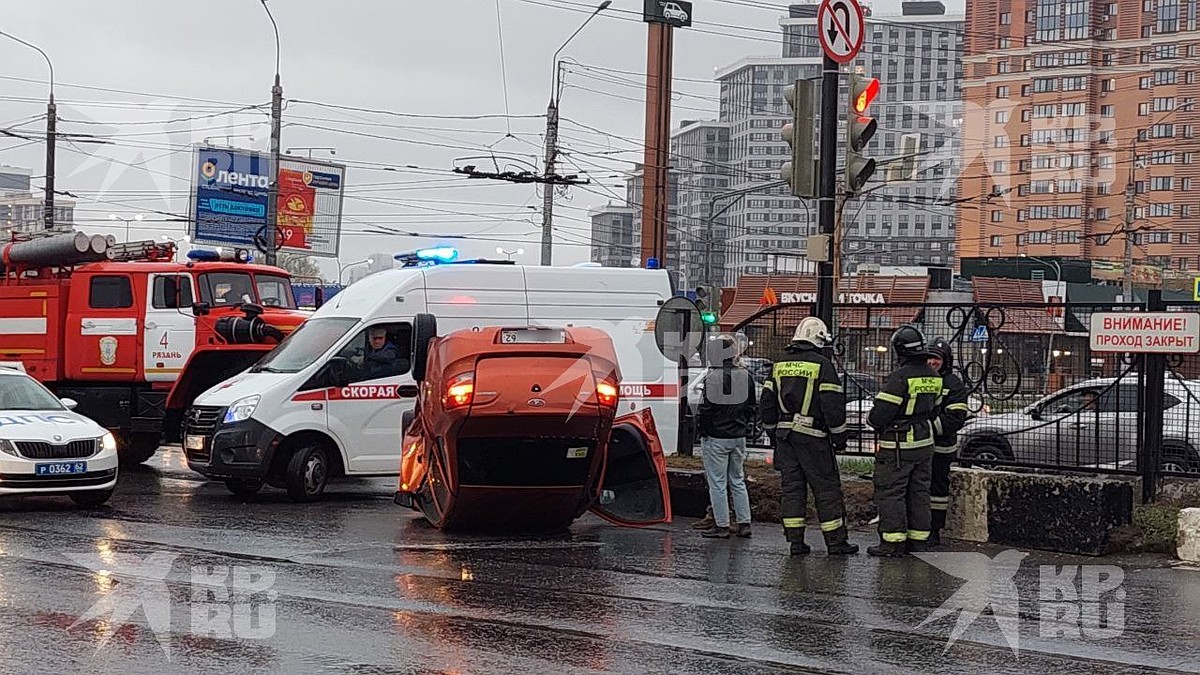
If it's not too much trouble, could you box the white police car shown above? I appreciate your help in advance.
[0,367,118,506]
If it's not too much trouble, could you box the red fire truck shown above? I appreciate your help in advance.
[0,230,309,464]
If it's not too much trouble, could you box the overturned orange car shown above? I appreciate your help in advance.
[394,315,672,531]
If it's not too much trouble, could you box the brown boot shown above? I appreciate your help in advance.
[692,506,715,530]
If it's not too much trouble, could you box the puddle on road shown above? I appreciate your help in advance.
[393,541,604,552]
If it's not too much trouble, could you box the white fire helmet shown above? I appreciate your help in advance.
[792,317,832,347]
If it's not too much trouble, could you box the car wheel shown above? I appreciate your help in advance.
[285,444,329,502]
[411,313,438,382]
[961,440,1008,467]
[70,488,115,508]
[119,432,159,466]
[224,478,265,498]
[1161,442,1200,474]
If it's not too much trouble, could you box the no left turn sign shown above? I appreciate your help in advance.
[818,0,865,64]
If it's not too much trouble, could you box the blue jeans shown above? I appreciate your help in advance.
[701,436,752,528]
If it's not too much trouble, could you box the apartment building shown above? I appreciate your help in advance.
[663,2,965,285]
[958,0,1200,276]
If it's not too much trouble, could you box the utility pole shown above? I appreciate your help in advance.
[266,72,283,267]
[261,0,283,267]
[542,1,610,266]
[640,20,674,269]
[541,94,559,266]
[0,31,56,231]
[1123,177,1136,302]
[816,54,839,328]
[44,93,55,231]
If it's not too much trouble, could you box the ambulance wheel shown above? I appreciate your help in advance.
[411,313,438,382]
[120,433,159,466]
[224,478,264,498]
[70,488,114,509]
[285,444,329,502]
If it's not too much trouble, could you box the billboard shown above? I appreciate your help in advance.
[188,145,345,258]
[1090,260,1163,286]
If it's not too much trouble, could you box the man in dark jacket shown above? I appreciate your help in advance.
[927,337,971,545]
[760,317,858,555]
[357,327,405,380]
[867,325,943,557]
[697,335,757,539]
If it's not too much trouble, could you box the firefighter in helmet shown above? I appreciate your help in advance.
[927,337,971,545]
[759,317,859,556]
[866,324,943,557]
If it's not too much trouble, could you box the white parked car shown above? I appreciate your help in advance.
[0,369,119,506]
[959,377,1200,473]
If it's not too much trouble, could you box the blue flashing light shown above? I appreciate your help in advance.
[187,248,221,262]
[395,246,460,268]
[646,257,660,270]
[416,246,459,263]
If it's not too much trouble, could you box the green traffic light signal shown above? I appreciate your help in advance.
[701,311,717,324]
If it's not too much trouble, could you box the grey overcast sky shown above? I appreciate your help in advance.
[0,0,962,277]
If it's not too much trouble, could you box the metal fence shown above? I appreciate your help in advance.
[705,298,1200,493]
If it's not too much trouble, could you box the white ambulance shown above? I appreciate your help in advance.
[181,252,683,501]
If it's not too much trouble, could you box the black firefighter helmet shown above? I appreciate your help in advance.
[927,336,953,375]
[891,324,930,360]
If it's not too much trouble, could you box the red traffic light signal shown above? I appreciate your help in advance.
[852,76,879,114]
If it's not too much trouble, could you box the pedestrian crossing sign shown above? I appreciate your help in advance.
[970,325,989,342]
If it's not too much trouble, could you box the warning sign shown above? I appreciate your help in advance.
[1090,312,1200,353]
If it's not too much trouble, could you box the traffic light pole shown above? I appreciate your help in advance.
[816,54,839,329]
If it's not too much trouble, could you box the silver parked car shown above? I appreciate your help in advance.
[958,377,1200,473]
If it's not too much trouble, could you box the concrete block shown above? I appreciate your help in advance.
[1179,508,1200,563]
[945,467,989,543]
[943,467,1133,555]
[667,469,710,519]
[987,472,1133,556]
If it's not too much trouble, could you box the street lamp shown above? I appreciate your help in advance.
[339,259,369,285]
[496,247,524,261]
[160,234,191,261]
[286,147,336,159]
[0,29,55,230]
[259,0,284,267]
[1019,252,1064,390]
[541,0,611,267]
[109,213,145,241]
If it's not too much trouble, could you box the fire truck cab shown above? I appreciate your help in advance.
[0,232,307,464]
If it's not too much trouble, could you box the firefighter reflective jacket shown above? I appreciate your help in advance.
[933,371,971,452]
[867,359,943,450]
[760,344,847,440]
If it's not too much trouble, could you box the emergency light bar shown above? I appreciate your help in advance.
[187,247,252,263]
[394,246,459,268]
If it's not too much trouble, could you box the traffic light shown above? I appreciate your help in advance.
[780,79,817,199]
[845,73,880,195]
[695,285,719,325]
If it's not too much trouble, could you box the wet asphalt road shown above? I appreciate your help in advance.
[0,447,1197,674]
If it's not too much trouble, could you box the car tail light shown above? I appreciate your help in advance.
[596,381,618,407]
[444,373,474,409]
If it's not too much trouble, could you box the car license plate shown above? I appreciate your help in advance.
[185,435,205,450]
[35,462,87,476]
[500,328,567,344]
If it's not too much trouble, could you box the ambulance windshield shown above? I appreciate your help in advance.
[251,317,358,374]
